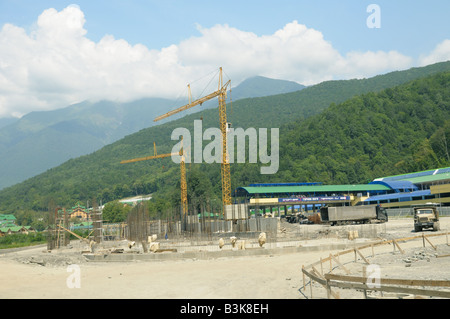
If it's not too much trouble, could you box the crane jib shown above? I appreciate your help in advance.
[153,81,230,122]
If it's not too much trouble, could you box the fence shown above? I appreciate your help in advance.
[144,217,279,241]
[301,232,450,299]
[386,207,450,218]
[104,216,279,244]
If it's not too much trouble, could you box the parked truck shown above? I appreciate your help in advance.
[285,212,312,224]
[319,205,388,226]
[413,204,440,232]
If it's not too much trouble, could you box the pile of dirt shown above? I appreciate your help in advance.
[15,252,88,267]
[368,245,450,279]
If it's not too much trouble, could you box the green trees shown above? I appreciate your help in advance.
[186,165,220,213]
[13,209,47,231]
[0,232,47,249]
[102,201,131,223]
[430,120,450,167]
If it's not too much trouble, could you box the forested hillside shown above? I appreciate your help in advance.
[0,64,449,216]
[232,72,450,187]
[0,75,306,190]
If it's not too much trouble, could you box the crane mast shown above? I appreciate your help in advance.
[179,137,188,217]
[217,70,232,207]
[154,67,232,211]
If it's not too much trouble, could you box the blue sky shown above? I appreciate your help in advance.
[1,1,448,56]
[0,0,449,117]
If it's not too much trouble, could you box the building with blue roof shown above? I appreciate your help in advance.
[233,166,450,212]
[369,180,418,193]
[360,166,450,208]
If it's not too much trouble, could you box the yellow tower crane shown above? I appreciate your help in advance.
[120,139,188,217]
[153,67,232,212]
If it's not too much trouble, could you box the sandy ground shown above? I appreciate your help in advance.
[0,244,338,299]
[0,217,449,300]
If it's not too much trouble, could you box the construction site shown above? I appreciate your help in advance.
[1,68,450,300]
[1,215,449,299]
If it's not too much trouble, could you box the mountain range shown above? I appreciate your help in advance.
[0,61,449,214]
[0,75,305,190]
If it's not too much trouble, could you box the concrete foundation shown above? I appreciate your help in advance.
[83,239,374,262]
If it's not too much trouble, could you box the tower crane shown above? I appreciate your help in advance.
[120,139,188,217]
[154,67,232,212]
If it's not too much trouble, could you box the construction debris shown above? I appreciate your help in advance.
[258,232,267,247]
[218,238,225,249]
[230,236,237,248]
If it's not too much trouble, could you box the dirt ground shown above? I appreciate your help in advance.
[0,217,449,300]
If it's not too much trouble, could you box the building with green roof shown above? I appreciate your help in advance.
[0,214,17,227]
[233,182,391,214]
[0,225,35,235]
[234,184,390,198]
[233,166,450,212]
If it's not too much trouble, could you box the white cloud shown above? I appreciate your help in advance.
[337,50,414,79]
[177,22,343,85]
[0,6,190,118]
[0,6,447,118]
[419,39,450,66]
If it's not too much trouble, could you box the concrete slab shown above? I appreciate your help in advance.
[83,240,374,262]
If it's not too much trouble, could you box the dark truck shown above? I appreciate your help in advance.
[286,212,310,224]
[413,205,440,232]
[320,205,388,226]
